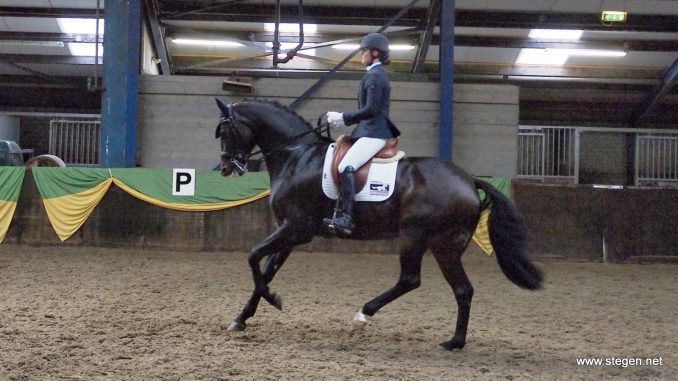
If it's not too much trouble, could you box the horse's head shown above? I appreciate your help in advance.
[215,98,256,176]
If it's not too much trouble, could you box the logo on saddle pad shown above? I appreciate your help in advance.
[369,182,389,196]
[322,136,404,202]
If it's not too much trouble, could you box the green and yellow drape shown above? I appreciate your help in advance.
[31,168,270,241]
[2,167,509,254]
[0,167,26,242]
[472,177,512,256]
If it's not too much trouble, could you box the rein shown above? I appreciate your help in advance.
[246,121,331,165]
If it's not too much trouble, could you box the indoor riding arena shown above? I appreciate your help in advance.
[1,1,676,380]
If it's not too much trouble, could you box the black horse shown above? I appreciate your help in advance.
[215,98,542,350]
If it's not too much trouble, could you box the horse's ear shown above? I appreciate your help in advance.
[215,97,230,115]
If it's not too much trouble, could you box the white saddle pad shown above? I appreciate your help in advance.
[322,143,399,202]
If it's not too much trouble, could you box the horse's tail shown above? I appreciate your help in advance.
[474,179,543,290]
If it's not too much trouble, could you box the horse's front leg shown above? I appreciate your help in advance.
[248,220,311,310]
[227,249,291,331]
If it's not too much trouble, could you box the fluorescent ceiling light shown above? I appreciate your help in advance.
[67,42,103,57]
[264,23,317,34]
[331,44,414,51]
[516,49,569,65]
[558,49,627,57]
[57,18,104,35]
[528,29,582,40]
[516,47,627,65]
[172,39,244,47]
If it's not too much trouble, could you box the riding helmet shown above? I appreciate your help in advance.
[360,33,390,54]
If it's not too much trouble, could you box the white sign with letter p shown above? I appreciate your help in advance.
[172,168,196,196]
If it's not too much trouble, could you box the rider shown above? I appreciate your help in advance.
[322,32,401,236]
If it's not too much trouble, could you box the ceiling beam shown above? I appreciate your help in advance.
[156,4,678,33]
[0,6,100,18]
[4,29,676,52]
[630,57,678,127]
[454,10,678,32]
[3,5,677,32]
[455,63,664,80]
[0,54,101,65]
[0,31,98,43]
[170,57,665,82]
[165,26,678,52]
[454,36,678,52]
[411,0,440,74]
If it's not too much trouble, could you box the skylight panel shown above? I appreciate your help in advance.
[58,18,104,57]
[57,18,105,35]
[264,23,317,34]
[67,43,103,57]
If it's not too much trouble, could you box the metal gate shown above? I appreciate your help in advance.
[636,133,678,186]
[49,117,100,166]
[518,126,578,183]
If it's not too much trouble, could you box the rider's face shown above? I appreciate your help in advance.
[360,48,373,65]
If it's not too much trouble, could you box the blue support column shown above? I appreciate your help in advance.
[439,0,454,162]
[100,0,141,167]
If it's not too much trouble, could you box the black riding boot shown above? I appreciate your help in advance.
[323,166,356,235]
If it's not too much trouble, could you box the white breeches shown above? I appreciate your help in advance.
[338,137,387,173]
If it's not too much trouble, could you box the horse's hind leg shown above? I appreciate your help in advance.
[430,242,474,351]
[351,227,427,332]
[227,249,291,331]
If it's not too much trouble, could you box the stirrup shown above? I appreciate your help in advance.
[323,212,354,236]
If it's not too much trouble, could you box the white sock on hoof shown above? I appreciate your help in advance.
[350,310,368,333]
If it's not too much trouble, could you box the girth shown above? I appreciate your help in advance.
[331,136,403,193]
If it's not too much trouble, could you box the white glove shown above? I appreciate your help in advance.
[326,111,346,129]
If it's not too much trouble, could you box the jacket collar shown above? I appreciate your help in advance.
[366,61,382,71]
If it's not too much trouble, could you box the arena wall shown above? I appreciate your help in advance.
[5,173,676,262]
[137,75,518,178]
[515,182,678,263]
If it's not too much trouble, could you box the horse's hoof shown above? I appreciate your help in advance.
[226,321,246,331]
[271,293,283,311]
[438,339,465,351]
[349,310,368,334]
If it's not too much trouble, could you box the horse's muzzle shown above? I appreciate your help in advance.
[220,166,232,177]
[220,159,247,177]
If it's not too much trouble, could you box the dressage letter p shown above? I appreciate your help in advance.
[172,168,196,196]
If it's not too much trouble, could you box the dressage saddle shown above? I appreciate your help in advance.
[331,135,405,193]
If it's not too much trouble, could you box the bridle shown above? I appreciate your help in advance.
[217,103,251,174]
[217,102,332,173]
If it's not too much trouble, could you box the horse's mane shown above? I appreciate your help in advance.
[243,98,314,131]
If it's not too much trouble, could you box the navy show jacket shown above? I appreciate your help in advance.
[342,64,401,140]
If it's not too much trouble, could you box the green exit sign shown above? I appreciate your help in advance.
[601,11,628,22]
